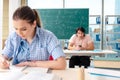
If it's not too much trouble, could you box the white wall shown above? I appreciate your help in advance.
[0,0,3,52]
[9,0,21,33]
[28,0,63,9]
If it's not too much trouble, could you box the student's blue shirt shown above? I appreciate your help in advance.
[2,27,65,65]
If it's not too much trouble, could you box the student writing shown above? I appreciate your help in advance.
[0,6,66,70]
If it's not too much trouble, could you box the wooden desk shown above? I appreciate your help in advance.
[52,68,84,80]
[63,50,117,56]
[0,67,84,80]
[1,66,120,80]
[52,67,120,80]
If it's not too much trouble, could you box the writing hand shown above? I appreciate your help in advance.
[74,45,85,50]
[75,47,80,50]
[0,56,10,69]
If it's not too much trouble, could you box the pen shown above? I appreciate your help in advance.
[21,65,28,71]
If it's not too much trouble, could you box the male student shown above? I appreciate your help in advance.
[68,27,94,68]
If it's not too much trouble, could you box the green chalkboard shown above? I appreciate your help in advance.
[37,9,89,39]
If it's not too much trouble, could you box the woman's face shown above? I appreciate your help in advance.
[76,30,84,38]
[13,19,36,39]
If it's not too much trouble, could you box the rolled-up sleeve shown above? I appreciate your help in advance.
[47,33,65,60]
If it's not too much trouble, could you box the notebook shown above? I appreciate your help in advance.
[19,72,61,80]
[0,66,48,73]
[0,70,60,80]
[0,66,58,80]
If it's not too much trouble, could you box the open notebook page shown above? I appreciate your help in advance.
[0,66,28,72]
[0,66,48,73]
[22,67,49,73]
[0,71,25,80]
[19,72,61,80]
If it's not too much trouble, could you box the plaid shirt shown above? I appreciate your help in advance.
[2,27,65,65]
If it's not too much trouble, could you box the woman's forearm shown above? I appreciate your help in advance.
[22,57,66,70]
[34,58,66,70]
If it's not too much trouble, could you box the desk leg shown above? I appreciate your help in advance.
[79,66,84,80]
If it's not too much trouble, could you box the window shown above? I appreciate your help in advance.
[27,0,120,51]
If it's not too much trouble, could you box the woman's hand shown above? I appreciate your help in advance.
[74,45,85,50]
[74,45,81,50]
[0,55,10,69]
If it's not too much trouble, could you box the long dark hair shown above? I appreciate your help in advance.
[13,6,41,27]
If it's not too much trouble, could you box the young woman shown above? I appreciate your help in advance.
[0,6,66,70]
[68,27,94,68]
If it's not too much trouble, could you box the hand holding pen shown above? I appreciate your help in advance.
[0,55,10,69]
[75,45,85,50]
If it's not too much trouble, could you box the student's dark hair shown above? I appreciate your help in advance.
[12,6,41,27]
[76,27,85,36]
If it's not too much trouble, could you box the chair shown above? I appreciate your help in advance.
[49,55,53,60]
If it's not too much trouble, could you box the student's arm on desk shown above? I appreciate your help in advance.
[68,41,94,50]
[16,57,66,70]
[68,42,75,50]
[68,42,85,50]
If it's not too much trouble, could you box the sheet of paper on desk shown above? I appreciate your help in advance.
[0,70,60,80]
[0,67,53,80]
[0,66,48,73]
[19,72,61,80]
[10,65,28,71]
[90,74,120,80]
[0,68,10,72]
[0,71,25,80]
[22,67,49,73]
[86,68,120,80]
[0,66,27,72]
